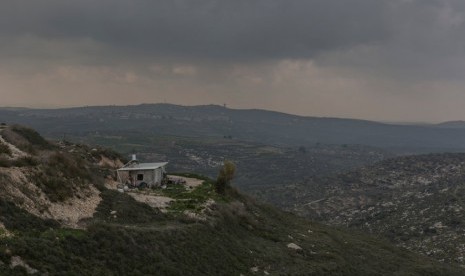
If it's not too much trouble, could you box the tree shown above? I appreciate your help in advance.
[215,161,236,195]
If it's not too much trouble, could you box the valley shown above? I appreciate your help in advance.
[0,125,459,275]
[3,106,465,273]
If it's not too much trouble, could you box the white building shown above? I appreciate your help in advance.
[117,158,168,188]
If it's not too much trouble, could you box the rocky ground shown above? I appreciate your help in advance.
[280,153,465,264]
[0,125,122,229]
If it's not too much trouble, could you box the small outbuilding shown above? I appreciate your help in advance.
[117,157,168,188]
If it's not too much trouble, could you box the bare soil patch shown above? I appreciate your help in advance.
[127,192,173,212]
[167,175,204,190]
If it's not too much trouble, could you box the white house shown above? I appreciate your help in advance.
[117,156,168,188]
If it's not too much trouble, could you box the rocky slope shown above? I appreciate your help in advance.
[0,124,122,228]
[279,153,465,265]
[0,125,462,275]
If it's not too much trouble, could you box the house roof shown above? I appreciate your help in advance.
[117,162,168,172]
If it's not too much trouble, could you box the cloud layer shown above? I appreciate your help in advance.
[0,1,390,60]
[1,0,465,122]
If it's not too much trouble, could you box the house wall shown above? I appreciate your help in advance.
[153,167,165,186]
[129,168,164,187]
[117,166,166,188]
[130,170,152,186]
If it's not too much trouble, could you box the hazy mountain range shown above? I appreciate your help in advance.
[2,104,465,154]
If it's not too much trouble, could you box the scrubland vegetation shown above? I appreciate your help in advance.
[0,125,463,275]
[0,185,463,275]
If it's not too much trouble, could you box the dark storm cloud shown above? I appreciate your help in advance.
[3,0,465,122]
[308,0,465,80]
[0,0,391,60]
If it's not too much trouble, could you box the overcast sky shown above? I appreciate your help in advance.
[1,0,465,122]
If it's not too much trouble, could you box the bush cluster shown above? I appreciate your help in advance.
[215,161,236,195]
[1,125,53,154]
[94,189,166,224]
[0,186,463,275]
[0,200,59,232]
[0,141,11,156]
[30,152,93,202]
[9,125,52,150]
[0,156,39,168]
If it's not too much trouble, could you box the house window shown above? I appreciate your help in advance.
[137,174,144,181]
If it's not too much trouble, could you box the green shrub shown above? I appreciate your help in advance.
[0,157,11,167]
[32,171,75,202]
[0,141,11,156]
[215,161,236,195]
[0,191,463,275]
[12,156,39,167]
[90,147,127,163]
[94,189,166,224]
[10,125,52,150]
[47,152,91,181]
[1,125,54,154]
[0,200,59,232]
[0,156,39,168]
[28,152,94,202]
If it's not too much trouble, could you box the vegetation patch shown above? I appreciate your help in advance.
[0,124,462,274]
[0,167,463,275]
[9,125,53,150]
[0,200,59,233]
[94,189,166,224]
[29,152,94,202]
[1,125,54,155]
[32,171,75,202]
[89,146,127,163]
[40,228,86,240]
[153,177,228,214]
[0,198,463,275]
[286,153,465,264]
[0,156,39,168]
[0,141,11,156]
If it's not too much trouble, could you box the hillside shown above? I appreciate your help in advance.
[0,125,461,275]
[78,133,389,198]
[274,153,465,265]
[434,121,465,129]
[3,103,465,153]
[0,124,123,228]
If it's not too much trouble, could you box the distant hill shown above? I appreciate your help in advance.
[270,153,465,265]
[0,124,462,275]
[435,120,465,129]
[2,104,465,153]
